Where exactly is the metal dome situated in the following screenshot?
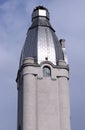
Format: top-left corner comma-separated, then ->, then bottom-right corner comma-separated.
20,6 -> 64,66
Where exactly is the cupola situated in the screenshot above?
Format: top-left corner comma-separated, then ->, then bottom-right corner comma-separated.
20,6 -> 64,66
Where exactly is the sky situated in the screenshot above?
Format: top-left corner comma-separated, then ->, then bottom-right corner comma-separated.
0,0 -> 85,130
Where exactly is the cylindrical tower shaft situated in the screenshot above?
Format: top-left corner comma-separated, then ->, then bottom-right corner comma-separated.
16,6 -> 71,130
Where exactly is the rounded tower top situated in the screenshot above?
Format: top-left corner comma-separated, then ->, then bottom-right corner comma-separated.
32,6 -> 49,21
20,6 -> 64,67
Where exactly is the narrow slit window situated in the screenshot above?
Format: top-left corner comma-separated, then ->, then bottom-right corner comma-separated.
43,66 -> 51,77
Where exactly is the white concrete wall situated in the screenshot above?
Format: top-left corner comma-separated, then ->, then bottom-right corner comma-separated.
58,77 -> 71,130
17,62 -> 71,130
37,77 -> 60,130
23,74 -> 37,130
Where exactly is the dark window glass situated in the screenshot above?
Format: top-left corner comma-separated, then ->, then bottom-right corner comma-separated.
43,66 -> 51,77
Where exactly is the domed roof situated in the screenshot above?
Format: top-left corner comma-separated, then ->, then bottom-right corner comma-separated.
20,6 -> 64,66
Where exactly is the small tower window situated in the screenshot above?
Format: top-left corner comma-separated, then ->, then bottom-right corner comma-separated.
43,66 -> 51,77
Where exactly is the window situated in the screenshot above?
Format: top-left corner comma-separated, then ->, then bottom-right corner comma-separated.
43,66 -> 51,77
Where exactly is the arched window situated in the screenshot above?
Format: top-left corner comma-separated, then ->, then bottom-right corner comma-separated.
43,66 -> 51,77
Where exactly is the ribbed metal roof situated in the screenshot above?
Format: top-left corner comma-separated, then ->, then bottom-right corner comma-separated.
20,6 -> 64,66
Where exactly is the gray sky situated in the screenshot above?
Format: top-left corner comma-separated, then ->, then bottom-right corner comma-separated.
0,0 -> 85,130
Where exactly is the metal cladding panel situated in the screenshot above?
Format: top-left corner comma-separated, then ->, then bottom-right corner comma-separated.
51,31 -> 64,60
20,28 -> 38,65
30,17 -> 52,29
37,26 -> 56,65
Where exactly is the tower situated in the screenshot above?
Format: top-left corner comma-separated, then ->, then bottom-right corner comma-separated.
16,6 -> 71,130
